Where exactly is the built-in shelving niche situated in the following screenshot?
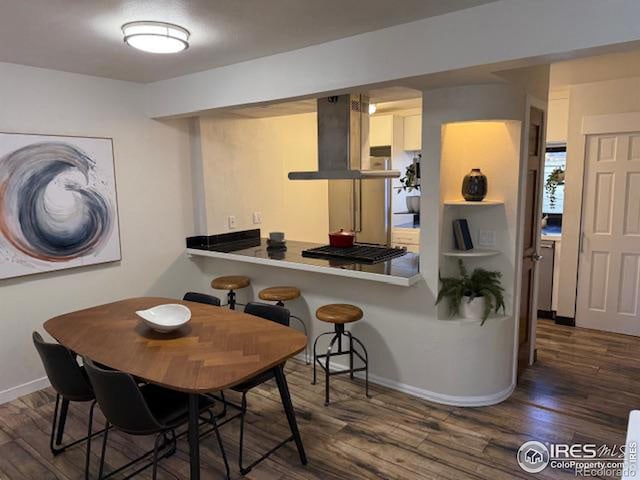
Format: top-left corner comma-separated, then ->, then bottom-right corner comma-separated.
438,120 -> 522,324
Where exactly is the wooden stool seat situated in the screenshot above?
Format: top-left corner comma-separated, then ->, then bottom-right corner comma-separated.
259,286 -> 301,302
316,304 -> 363,324
211,275 -> 251,291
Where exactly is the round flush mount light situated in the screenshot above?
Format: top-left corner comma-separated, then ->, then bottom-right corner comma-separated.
122,21 -> 190,54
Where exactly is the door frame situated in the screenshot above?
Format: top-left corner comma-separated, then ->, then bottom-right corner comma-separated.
512,96 -> 547,382
574,112 -> 640,328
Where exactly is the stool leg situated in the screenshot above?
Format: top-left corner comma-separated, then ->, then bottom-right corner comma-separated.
325,333 -> 340,406
291,315 -> 309,365
228,290 -> 236,310
349,332 -> 354,380
350,334 -> 371,399
311,332 -> 333,385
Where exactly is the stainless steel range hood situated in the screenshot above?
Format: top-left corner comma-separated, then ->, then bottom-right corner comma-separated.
288,94 -> 400,180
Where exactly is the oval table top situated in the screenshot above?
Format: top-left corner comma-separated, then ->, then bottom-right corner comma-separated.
43,297 -> 306,394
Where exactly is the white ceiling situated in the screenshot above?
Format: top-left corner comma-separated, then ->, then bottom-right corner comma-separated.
0,0 -> 498,83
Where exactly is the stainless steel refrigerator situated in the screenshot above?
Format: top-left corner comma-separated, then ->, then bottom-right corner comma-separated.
328,148 -> 392,246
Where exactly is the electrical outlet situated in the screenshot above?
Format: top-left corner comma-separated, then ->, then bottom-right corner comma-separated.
228,215 -> 237,229
478,229 -> 496,248
253,212 -> 262,224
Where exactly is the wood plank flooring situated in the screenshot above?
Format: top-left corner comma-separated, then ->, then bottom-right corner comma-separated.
1,320 -> 639,479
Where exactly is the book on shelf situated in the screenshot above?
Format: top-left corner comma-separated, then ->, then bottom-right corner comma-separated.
453,219 -> 474,251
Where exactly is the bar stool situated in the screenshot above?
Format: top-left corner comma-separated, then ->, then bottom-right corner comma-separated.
312,304 -> 370,405
211,275 -> 250,310
259,286 -> 310,364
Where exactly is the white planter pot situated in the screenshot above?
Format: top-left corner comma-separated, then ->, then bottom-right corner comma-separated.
462,296 -> 486,321
406,195 -> 420,213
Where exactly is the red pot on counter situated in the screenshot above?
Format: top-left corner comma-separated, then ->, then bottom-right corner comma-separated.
329,229 -> 356,248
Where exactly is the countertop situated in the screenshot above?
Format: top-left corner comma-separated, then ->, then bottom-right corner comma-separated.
541,225 -> 562,242
186,239 -> 421,287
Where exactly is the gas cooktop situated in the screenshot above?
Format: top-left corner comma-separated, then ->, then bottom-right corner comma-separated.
301,244 -> 407,264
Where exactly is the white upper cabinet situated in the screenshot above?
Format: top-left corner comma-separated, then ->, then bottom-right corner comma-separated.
370,115 -> 393,146
403,115 -> 422,151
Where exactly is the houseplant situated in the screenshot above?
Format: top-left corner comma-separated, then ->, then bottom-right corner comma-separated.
398,162 -> 420,212
545,167 -> 565,209
436,259 -> 505,325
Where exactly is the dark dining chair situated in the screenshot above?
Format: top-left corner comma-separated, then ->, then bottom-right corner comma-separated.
32,331 -> 104,479
183,291 -> 221,306
232,302 -> 296,474
84,358 -> 230,480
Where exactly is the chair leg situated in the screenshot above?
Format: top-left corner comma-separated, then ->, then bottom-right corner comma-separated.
207,409 -> 230,480
85,401 -> 97,480
55,398 -> 70,446
238,393 -> 248,474
49,394 -> 60,454
151,433 -> 166,480
98,423 -> 110,480
220,390 -> 228,417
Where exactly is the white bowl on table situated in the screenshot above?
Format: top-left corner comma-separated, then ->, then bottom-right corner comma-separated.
136,304 -> 191,333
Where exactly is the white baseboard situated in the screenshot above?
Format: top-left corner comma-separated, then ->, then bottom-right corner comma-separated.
3,359 -> 514,409
301,355 -> 514,407
0,376 -> 50,405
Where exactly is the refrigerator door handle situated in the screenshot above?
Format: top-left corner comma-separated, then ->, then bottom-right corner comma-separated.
353,179 -> 362,232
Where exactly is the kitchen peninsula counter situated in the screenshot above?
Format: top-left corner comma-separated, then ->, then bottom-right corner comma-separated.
187,239 -> 421,287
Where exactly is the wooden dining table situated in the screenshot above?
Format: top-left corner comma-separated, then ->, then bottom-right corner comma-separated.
43,297 -> 308,479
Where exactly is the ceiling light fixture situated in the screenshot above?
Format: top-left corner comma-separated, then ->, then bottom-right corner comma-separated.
122,21 -> 190,54
368,103 -> 377,115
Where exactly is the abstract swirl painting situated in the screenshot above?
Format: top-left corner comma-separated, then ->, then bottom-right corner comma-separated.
0,133 -> 120,280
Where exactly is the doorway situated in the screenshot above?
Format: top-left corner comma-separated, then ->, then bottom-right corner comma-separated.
576,118 -> 640,335
518,106 -> 545,373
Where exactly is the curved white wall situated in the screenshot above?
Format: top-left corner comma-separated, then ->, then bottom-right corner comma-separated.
191,83 -> 531,406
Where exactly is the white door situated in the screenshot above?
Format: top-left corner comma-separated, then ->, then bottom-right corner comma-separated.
577,132 -> 640,335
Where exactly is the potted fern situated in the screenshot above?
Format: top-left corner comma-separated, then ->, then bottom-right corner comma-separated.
436,259 -> 505,325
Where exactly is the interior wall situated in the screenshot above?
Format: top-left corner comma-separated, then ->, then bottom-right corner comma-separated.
557,76 -> 640,318
199,113 -> 328,242
547,89 -> 569,143
186,83 -> 529,406
0,62 -> 200,402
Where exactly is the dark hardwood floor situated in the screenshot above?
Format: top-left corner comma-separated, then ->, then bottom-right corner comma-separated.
1,319 -> 638,479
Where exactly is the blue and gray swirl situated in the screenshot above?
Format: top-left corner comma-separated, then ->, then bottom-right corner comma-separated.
0,142 -> 113,262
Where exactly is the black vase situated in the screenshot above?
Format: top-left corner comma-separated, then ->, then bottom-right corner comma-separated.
462,168 -> 487,201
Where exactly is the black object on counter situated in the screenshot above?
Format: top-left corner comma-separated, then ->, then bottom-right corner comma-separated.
462,168 -> 487,201
186,229 -> 261,252
302,244 -> 406,264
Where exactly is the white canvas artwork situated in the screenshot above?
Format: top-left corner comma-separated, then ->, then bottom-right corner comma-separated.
0,133 -> 121,280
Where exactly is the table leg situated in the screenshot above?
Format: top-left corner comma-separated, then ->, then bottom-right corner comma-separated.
273,364 -> 307,465
188,394 -> 200,480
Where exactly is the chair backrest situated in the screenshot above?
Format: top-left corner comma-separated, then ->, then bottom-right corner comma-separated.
244,302 -> 290,327
32,331 -> 94,402
183,292 -> 221,306
83,358 -> 163,435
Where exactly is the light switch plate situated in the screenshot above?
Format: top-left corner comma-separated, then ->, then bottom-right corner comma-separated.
253,212 -> 262,224
478,229 -> 496,248
228,215 -> 237,229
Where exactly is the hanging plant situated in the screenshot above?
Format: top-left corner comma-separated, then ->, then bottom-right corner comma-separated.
545,167 -> 565,208
398,163 -> 420,194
